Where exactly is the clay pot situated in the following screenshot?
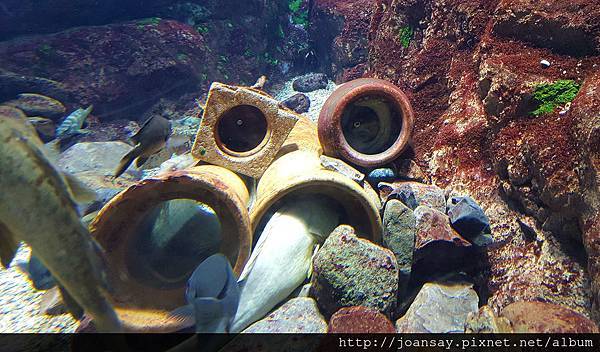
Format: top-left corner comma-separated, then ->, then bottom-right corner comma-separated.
191,82 -> 299,178
318,78 -> 414,168
89,165 -> 251,332
250,148 -> 383,244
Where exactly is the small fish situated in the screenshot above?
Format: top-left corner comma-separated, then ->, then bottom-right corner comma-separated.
251,75 -> 268,90
229,195 -> 340,332
169,254 -> 240,333
0,106 -> 121,332
114,115 -> 171,179
55,105 -> 93,139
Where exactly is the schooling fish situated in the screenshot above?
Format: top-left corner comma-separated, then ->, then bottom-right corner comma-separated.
0,106 -> 121,332
169,254 -> 240,333
229,195 -> 341,332
114,114 -> 171,179
55,105 -> 93,139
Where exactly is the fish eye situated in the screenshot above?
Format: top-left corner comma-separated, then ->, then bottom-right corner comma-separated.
236,119 -> 243,126
353,121 -> 361,128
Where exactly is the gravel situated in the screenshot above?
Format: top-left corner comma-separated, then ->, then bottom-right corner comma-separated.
0,244 -> 77,333
273,75 -> 337,123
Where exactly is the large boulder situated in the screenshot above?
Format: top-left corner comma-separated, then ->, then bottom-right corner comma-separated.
500,301 -> 599,333
310,225 -> 398,318
382,199 -> 416,295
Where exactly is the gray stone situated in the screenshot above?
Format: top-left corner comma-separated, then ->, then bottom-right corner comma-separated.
367,168 -> 396,185
310,225 -> 398,318
395,282 -> 479,333
281,93 -> 311,113
242,297 -> 327,333
382,199 -> 416,295
382,181 -> 446,213
292,73 -> 328,92
58,141 -> 136,176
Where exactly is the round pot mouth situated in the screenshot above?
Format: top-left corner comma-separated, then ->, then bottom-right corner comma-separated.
89,167 -> 251,330
214,104 -> 271,158
251,171 -> 383,245
319,78 -> 414,168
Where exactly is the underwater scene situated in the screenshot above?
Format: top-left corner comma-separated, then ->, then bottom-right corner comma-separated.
0,0 -> 600,346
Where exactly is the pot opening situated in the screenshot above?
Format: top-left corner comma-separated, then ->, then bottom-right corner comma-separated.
126,199 -> 222,289
217,104 -> 268,154
340,94 -> 402,155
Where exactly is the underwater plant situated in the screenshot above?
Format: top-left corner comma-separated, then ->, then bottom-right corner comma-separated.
289,0 -> 309,27
530,79 -> 580,116
137,17 -> 161,28
398,25 -> 413,48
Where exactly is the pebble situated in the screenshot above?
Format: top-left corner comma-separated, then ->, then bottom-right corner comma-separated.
273,74 -> 337,122
395,282 -> 479,333
242,297 -> 327,333
310,225 -> 398,318
366,168 -> 396,185
328,306 -> 396,333
280,93 -> 310,113
540,59 -> 551,68
292,73 -> 329,93
447,196 -> 492,246
382,199 -> 416,295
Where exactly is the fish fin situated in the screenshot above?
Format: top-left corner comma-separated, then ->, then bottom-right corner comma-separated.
58,285 -> 84,320
76,129 -> 92,135
39,286 -> 65,316
167,305 -> 196,329
43,139 -> 62,162
0,222 -> 18,268
114,144 -> 142,179
131,115 -> 155,144
63,172 -> 97,203
307,244 -> 320,280
135,155 -> 149,168
186,254 -> 230,303
191,297 -> 228,333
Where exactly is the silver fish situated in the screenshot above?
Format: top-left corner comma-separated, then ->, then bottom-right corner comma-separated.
229,195 -> 340,332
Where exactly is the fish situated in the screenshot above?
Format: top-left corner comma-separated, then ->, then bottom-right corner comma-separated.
0,106 -> 122,332
251,75 -> 268,90
341,97 -> 393,154
113,114 -> 171,179
55,105 -> 93,139
168,253 -> 240,333
229,195 -> 341,332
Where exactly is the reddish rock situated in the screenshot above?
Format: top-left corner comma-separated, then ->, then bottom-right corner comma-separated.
500,301 -> 599,333
328,306 -> 396,333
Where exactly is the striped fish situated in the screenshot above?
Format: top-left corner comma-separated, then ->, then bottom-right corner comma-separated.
55,105 -> 93,139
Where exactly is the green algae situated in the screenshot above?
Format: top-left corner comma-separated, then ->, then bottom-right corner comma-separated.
398,25 -> 413,48
531,80 -> 580,116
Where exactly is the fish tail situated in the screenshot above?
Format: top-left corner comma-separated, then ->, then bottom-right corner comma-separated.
113,145 -> 142,179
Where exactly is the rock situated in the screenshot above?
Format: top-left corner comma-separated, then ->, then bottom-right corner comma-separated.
328,306 -> 396,333
379,181 -> 446,213
0,68 -> 71,103
500,301 -> 599,333
412,206 -> 472,276
465,306 -> 512,333
292,73 -> 328,92
382,199 -> 416,295
367,168 -> 396,185
310,225 -> 398,318
242,298 -> 327,333
57,141 -> 139,193
281,93 -> 311,113
4,93 -> 65,119
395,282 -> 479,333
447,196 -> 492,246
27,116 -> 56,142
393,159 -> 427,183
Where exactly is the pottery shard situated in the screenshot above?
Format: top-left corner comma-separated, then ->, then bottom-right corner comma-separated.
380,181 -> 446,213
5,93 -> 65,119
500,301 -> 599,333
242,297 -> 327,333
310,225 -> 398,318
395,282 -> 479,333
328,306 -> 396,333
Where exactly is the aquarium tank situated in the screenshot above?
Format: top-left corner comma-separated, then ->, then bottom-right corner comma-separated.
0,0 -> 599,350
